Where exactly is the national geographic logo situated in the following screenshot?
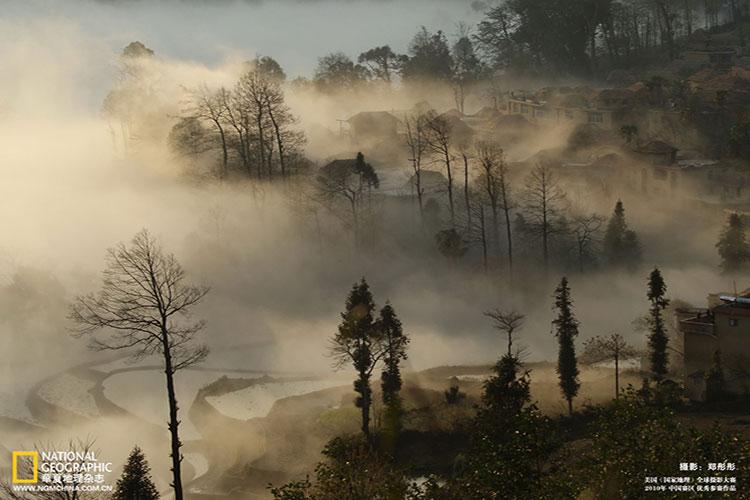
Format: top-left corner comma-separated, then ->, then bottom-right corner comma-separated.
12,451 -> 38,484
9,449 -> 113,493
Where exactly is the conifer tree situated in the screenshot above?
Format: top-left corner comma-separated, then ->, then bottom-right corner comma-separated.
482,353 -> 531,414
647,268 -> 670,381
112,446 -> 159,500
378,302 -> 409,442
552,277 -> 580,415
717,213 -> 750,273
330,278 -> 384,439
603,200 -> 642,270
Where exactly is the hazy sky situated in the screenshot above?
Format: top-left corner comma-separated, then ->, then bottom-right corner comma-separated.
5,0 -> 484,82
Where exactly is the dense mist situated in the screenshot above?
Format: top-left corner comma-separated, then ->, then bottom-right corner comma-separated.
1,1 -> 748,498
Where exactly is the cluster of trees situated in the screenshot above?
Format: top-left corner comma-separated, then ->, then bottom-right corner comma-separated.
170,57 -> 306,180
303,27 -> 484,112
329,278 -> 410,443
476,0 -> 750,77
400,111 -> 643,277
271,267 -> 749,499
304,0 -> 750,92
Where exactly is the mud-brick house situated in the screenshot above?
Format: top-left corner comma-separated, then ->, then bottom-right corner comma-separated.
678,291 -> 750,400
346,111 -> 400,143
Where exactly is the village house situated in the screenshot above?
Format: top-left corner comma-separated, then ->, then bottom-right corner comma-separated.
678,291 -> 750,400
683,45 -> 737,67
506,95 -> 617,130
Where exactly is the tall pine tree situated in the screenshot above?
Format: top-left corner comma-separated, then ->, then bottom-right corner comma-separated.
717,213 -> 750,273
647,268 -> 670,381
330,278 -> 383,439
603,200 -> 642,270
112,446 -> 159,500
553,277 -> 580,415
378,302 -> 409,444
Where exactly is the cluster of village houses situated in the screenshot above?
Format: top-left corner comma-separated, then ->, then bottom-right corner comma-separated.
336,31 -> 750,208
325,35 -> 750,403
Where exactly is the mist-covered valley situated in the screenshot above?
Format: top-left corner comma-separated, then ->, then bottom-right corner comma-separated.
2,1 -> 750,499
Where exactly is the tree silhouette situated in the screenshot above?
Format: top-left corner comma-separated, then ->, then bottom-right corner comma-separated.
582,333 -> 638,398
378,302 -> 409,445
647,267 -> 670,381
113,446 -> 159,500
603,200 -> 641,271
553,277 -> 580,415
69,229 -> 209,500
717,213 -> 750,273
329,278 -> 385,439
484,309 -> 525,356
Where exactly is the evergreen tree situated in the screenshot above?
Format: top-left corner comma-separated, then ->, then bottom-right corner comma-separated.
552,277 -> 580,415
378,302 -> 409,444
482,353 -> 531,414
717,213 -> 750,273
112,446 -> 159,500
603,200 -> 642,270
704,350 -> 726,403
647,268 -> 670,381
329,278 -> 383,439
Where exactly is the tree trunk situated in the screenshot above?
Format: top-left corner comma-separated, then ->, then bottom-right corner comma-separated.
615,353 -> 620,399
269,111 -> 286,178
445,152 -> 454,227
162,346 -> 183,500
504,206 -> 513,275
463,154 -> 471,230
567,397 -> 573,415
217,124 -> 228,179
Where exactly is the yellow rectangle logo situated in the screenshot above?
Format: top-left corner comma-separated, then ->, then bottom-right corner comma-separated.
12,451 -> 38,484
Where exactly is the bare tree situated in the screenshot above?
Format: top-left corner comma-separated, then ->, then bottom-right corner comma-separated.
404,113 -> 429,219
192,85 -> 230,178
69,230 -> 209,500
582,333 -> 638,399
1,438 -> 104,500
484,309 -> 525,356
571,213 -> 605,273
476,141 -> 516,272
263,81 -> 301,179
316,153 -> 379,250
463,189 -> 489,273
236,70 -> 272,178
425,113 -> 455,226
522,163 -> 566,275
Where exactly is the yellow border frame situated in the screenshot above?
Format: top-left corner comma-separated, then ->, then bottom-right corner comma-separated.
12,451 -> 38,484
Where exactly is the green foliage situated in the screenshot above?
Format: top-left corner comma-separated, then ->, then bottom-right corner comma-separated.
269,435 -> 413,500
482,354 -> 531,414
313,53 -> 369,92
252,55 -> 286,82
602,200 -> 642,271
330,278 -> 379,437
647,268 -> 670,380
122,41 -> 154,58
475,0 -> 607,77
444,377 -> 466,405
112,446 -> 159,500
357,46 -> 404,83
584,389 -> 750,498
378,303 -> 409,446
716,213 -> 750,273
553,277 -> 580,414
401,27 -> 453,82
